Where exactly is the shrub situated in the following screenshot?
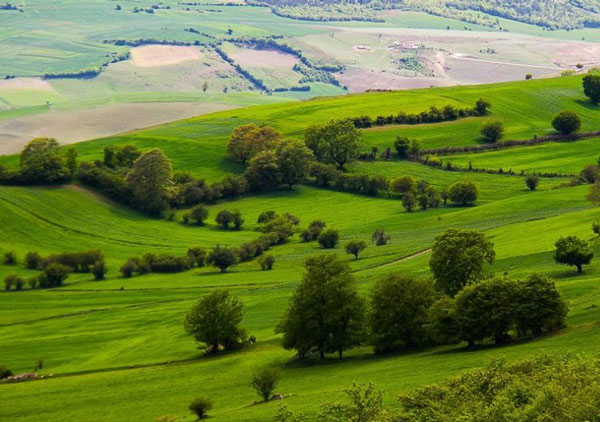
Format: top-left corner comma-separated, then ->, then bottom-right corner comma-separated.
301,220 -> 326,242
257,210 -> 278,224
402,192 -> 416,212
372,228 -> 390,246
391,176 -> 415,195
258,255 -> 275,270
143,253 -> 191,273
475,98 -> 491,115
394,136 -> 412,157
552,110 -> 581,134
318,229 -> 339,249
25,251 -> 42,270
120,259 -> 137,278
0,366 -> 13,379
525,174 -> 539,191
216,209 -> 233,229
184,289 -> 245,351
480,119 -> 504,142
92,260 -> 107,281
447,180 -> 479,205
207,245 -> 238,273
232,210 -> 244,230
3,251 -> 17,265
581,164 -> 599,183
251,366 -> 281,402
345,240 -> 367,260
183,205 -> 209,225
188,396 -> 213,420
39,263 -> 70,288
583,73 -> 600,103
187,247 -> 206,267
593,220 -> 600,236
4,274 -> 23,291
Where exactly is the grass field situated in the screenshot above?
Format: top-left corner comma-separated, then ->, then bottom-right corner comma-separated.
2,73 -> 600,421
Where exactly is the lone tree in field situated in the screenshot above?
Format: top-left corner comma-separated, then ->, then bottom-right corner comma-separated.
447,180 -> 479,205
184,289 -> 245,352
276,139 -> 314,189
305,119 -> 362,169
583,74 -> 600,103
318,229 -> 339,249
480,119 -> 505,142
207,245 -> 238,273
370,274 -> 436,353
554,236 -> 594,273
525,174 -> 539,191
227,123 -> 281,163
552,110 -> 581,135
251,366 -> 281,402
345,240 -> 367,260
430,228 -> 495,296
277,254 -> 366,359
19,138 -> 70,183
125,149 -> 172,216
188,396 -> 213,420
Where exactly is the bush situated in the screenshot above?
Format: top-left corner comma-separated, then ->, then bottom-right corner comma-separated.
183,205 -> 209,225
394,136 -> 412,157
92,260 -> 107,280
120,259 -> 137,278
525,174 -> 539,191
318,229 -> 339,249
184,289 -> 245,351
372,228 -> 390,246
593,220 -> 600,236
188,396 -> 213,420
232,210 -> 244,230
207,245 -> 238,273
391,176 -> 415,195
25,251 -> 42,269
258,254 -> 275,270
39,263 -> 70,288
257,210 -> 278,224
216,209 -> 233,229
0,365 -> 13,379
345,240 -> 367,260
480,119 -> 504,142
3,251 -> 17,265
552,110 -> 581,134
187,247 -> 206,267
447,180 -> 479,205
143,253 -> 191,273
301,220 -> 326,242
475,98 -> 491,115
4,274 -> 24,291
583,73 -> 600,103
251,366 -> 281,402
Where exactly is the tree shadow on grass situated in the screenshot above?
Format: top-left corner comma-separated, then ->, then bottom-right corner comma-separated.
574,99 -> 599,111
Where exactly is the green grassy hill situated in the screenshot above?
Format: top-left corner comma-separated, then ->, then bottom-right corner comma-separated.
1,74 -> 600,421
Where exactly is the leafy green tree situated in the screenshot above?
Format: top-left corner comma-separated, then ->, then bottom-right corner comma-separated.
372,228 -> 390,246
25,251 -> 42,270
345,240 -> 367,260
232,210 -> 244,230
393,136 -> 413,158
184,289 -> 245,351
125,149 -> 172,216
251,366 -> 281,402
92,260 -> 107,281
402,191 -> 416,212
391,176 -> 415,195
258,254 -> 275,270
514,274 -> 568,337
447,180 -> 479,205
480,119 -> 505,142
454,278 -> 517,346
227,124 -> 281,163
305,120 -> 362,169
257,210 -> 278,224
215,209 -> 233,229
554,235 -> 594,273
525,174 -> 539,191
318,229 -> 339,249
39,263 -> 70,288
245,150 -> 281,191
19,138 -> 69,183
475,98 -> 491,115
276,139 -> 314,189
370,274 -> 437,353
3,251 -> 16,265
552,110 -> 581,134
188,396 -> 213,420
430,228 -> 495,296
277,254 -> 366,359
183,205 -> 209,225
583,73 -> 600,103
426,296 -> 460,345
207,245 -> 238,273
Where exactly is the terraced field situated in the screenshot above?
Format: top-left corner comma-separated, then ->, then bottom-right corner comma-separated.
1,74 -> 600,421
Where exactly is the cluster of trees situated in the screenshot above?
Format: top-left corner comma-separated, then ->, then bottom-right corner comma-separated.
352,99 -> 491,129
5,263 -> 71,291
275,228 -> 568,360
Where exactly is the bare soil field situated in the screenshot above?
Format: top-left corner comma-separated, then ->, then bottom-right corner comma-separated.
228,47 -> 300,69
0,102 -> 236,154
336,67 -> 451,92
130,45 -> 204,68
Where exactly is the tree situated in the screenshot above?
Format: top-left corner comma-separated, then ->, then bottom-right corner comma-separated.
480,119 -> 504,142
393,136 -> 412,158
305,120 -> 361,169
244,150 -> 281,191
257,210 -> 278,224
426,296 -> 460,345
187,247 -> 206,267
318,229 -> 339,249
277,254 -> 366,359
588,180 -> 600,205
125,149 -> 172,216
391,176 -> 415,195
215,209 -> 233,229
370,274 -> 437,353
3,251 -> 17,265
554,235 -> 594,273
447,180 -> 478,205
276,139 -> 314,189
430,228 -> 495,296
251,366 -> 281,402
581,164 -> 599,184
184,289 -> 245,351
513,274 -> 568,337
19,138 -> 70,183
318,383 -> 395,422
301,220 -> 326,242
402,192 -> 416,212
583,74 -> 600,103
183,205 -> 209,225
232,210 -> 244,230
39,263 -> 70,288
525,174 -> 539,191
475,98 -> 491,115
372,228 -> 390,246
454,278 -> 517,346
25,251 -> 42,270
552,110 -> 581,135
207,245 -> 238,273
227,124 -> 281,163
188,396 -> 213,420
120,259 -> 137,278
345,240 -> 367,260
258,254 -> 275,270
92,260 -> 107,281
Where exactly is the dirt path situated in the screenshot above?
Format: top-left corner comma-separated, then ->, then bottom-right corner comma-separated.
450,53 -> 569,71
